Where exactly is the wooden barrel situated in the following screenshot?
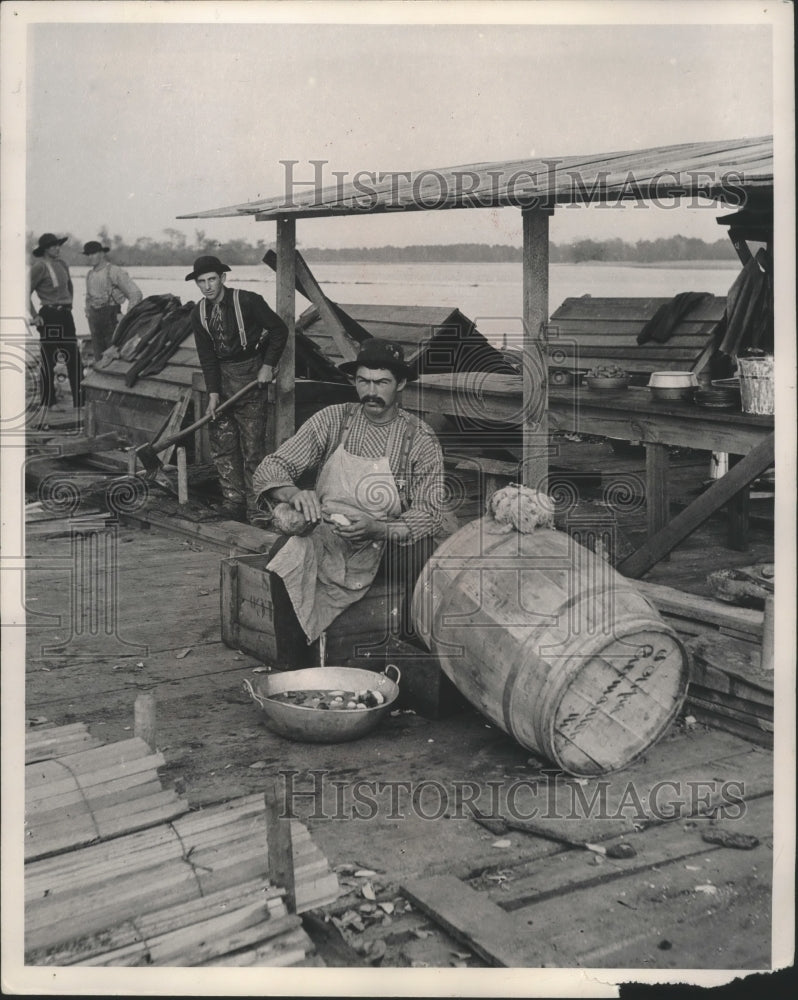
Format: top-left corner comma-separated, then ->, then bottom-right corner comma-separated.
412,519 -> 688,776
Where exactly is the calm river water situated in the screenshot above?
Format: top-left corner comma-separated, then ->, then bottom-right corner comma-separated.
66,260 -> 737,344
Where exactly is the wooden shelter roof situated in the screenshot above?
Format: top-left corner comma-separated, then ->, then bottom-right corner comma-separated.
178,136 -> 773,221
297,302 -> 512,373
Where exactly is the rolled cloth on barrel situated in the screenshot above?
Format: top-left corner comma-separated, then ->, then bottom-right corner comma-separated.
486,484 -> 555,534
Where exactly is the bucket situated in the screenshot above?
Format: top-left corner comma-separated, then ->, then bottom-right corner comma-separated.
412,519 -> 688,776
737,356 -> 774,415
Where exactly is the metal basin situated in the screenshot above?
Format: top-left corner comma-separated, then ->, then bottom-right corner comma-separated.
244,665 -> 401,744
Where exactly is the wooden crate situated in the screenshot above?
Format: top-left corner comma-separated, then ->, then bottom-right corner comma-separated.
220,550 -> 407,672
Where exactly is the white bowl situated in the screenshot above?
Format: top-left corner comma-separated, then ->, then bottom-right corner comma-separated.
648,371 -> 698,389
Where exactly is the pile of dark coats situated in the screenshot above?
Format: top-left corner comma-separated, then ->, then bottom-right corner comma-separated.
96,294 -> 195,387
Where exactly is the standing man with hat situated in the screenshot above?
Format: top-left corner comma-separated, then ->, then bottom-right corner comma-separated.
188,254 -> 289,523
82,240 -> 142,363
28,232 -> 82,409
253,338 -> 444,651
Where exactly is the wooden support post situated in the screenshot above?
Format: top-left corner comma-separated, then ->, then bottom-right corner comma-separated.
521,207 -> 552,491
645,442 -> 670,543
156,391 -> 192,469
176,447 -> 188,505
726,454 -> 750,550
127,449 -> 137,476
619,432 -> 775,578
264,780 -> 296,913
760,595 -> 774,672
84,400 -> 96,438
134,693 -> 156,750
191,371 -> 210,464
271,218 -> 297,452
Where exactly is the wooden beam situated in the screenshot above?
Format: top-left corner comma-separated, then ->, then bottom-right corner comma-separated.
30,431 -> 129,459
272,218 -> 297,450
176,447 -> 188,505
191,371 -> 211,464
726,453 -> 751,550
264,782 -> 296,913
155,391 -> 192,469
645,442 -> 670,540
521,208 -> 552,491
619,431 -> 775,578
261,249 -> 371,346
293,252 -> 358,362
134,693 -> 156,750
402,874 -> 552,967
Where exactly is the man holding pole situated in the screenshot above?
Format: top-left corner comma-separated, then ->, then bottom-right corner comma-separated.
188,255 -> 288,523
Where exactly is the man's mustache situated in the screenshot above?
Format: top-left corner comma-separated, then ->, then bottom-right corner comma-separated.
361,396 -> 385,407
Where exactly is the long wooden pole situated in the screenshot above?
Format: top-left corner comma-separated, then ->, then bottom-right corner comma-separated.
521,208 -> 552,490
272,218 -> 297,451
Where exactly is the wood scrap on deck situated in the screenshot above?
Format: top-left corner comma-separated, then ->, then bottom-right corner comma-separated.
25,706 -> 339,967
404,732 -> 772,969
25,722 -> 105,764
635,579 -> 764,644
684,632 -> 773,747
25,734 -> 189,862
25,792 -> 338,963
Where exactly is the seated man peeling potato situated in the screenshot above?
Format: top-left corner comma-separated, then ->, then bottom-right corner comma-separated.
252,339 -> 444,653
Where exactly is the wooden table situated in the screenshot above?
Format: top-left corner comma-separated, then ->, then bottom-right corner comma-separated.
403,374 -> 774,577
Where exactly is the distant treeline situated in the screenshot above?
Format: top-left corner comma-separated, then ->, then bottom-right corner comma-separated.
27,228 -> 737,266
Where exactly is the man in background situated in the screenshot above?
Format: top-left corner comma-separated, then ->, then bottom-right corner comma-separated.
188,254 -> 288,524
29,232 -> 82,409
82,240 -> 142,363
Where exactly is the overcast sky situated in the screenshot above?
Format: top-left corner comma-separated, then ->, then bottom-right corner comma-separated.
7,2 -> 783,251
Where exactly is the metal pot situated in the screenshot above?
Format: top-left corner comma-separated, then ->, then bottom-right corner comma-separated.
243,664 -> 401,743
649,385 -> 694,402
648,371 -> 698,389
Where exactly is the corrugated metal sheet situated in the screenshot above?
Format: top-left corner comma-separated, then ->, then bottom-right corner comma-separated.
178,136 -> 773,221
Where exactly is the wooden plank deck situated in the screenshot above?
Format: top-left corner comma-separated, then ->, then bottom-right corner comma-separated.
16,514 -> 777,969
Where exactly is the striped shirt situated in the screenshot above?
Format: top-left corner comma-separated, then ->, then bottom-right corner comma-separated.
253,403 -> 444,542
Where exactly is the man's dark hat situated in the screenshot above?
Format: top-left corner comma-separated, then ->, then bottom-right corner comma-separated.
82,241 -> 110,255
33,233 -> 68,257
185,255 -> 231,281
338,339 -> 417,382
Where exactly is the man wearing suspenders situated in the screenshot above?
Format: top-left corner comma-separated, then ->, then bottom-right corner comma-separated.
253,338 -> 444,655
188,255 -> 288,523
82,240 -> 142,364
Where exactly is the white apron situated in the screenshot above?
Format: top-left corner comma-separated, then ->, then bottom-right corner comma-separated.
267,407 -> 412,643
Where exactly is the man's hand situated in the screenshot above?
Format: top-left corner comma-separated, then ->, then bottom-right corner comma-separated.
32,315 -> 44,330
332,513 -> 386,544
289,489 -> 322,524
257,364 -> 275,385
206,392 -> 221,419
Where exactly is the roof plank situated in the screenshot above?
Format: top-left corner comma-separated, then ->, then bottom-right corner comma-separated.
178,137 -> 773,221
